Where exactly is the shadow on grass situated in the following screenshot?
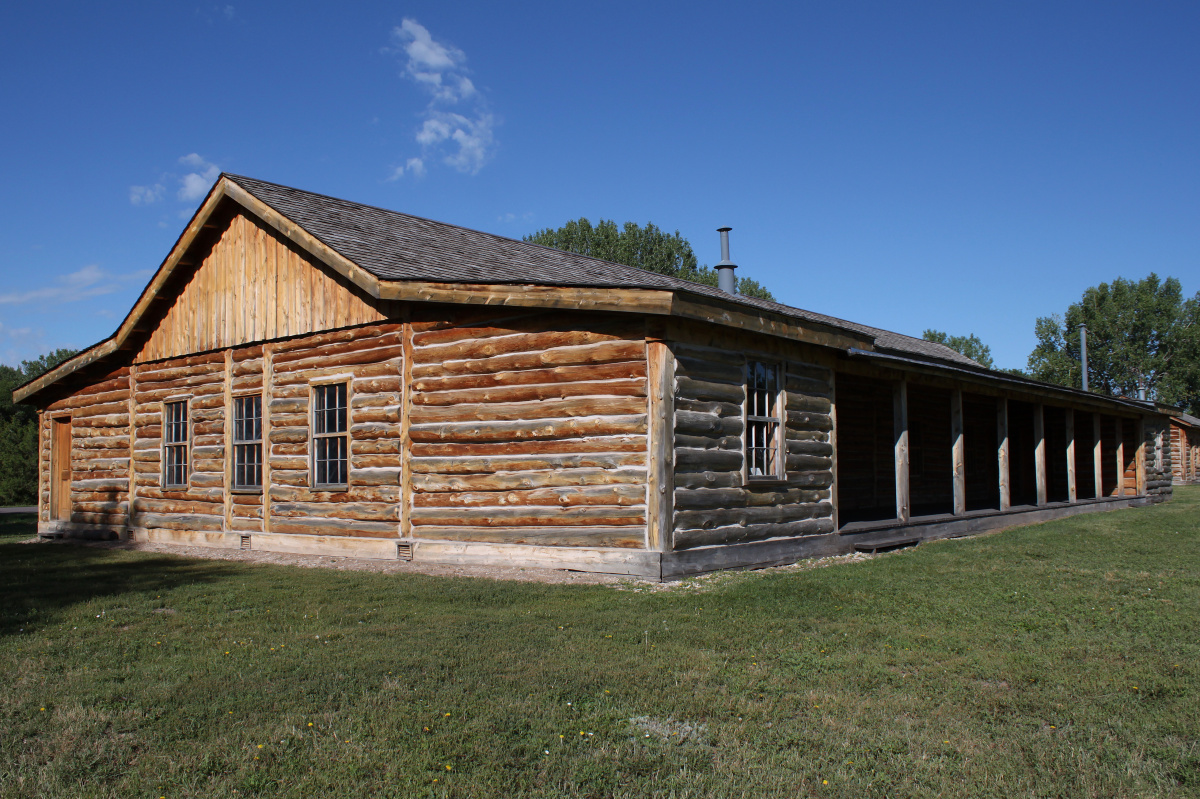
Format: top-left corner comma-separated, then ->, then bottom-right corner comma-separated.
0,515 -> 239,638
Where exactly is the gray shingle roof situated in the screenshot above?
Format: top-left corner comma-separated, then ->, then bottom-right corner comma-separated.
227,174 -> 981,367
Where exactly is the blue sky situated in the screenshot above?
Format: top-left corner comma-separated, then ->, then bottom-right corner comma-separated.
1,1 -> 1196,370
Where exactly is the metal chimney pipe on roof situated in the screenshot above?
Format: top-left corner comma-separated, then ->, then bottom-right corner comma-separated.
715,227 -> 737,294
1080,323 -> 1089,392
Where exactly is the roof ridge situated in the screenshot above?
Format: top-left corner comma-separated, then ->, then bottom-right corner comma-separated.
225,173 -> 983,367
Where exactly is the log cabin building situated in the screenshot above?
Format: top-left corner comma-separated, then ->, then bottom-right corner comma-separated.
1171,413 -> 1200,485
14,175 -> 1175,579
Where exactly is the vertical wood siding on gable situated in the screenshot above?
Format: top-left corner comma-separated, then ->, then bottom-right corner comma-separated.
670,336 -> 835,551
134,212 -> 387,363
407,309 -> 650,549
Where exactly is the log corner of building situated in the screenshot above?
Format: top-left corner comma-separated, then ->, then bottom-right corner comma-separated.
15,173 -> 1181,580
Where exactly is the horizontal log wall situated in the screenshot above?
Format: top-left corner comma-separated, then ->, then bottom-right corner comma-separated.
266,324 -> 404,537
670,337 -> 834,551
43,367 -> 133,527
135,211 -> 386,363
1144,417 -> 1173,498
131,352 -> 226,531
408,310 -> 649,549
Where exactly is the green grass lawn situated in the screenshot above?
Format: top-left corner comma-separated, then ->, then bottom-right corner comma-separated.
2,490 -> 1199,798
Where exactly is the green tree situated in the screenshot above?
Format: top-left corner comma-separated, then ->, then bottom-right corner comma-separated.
1027,274 -> 1200,413
0,348 -> 79,505
922,329 -> 995,369
524,218 -> 776,301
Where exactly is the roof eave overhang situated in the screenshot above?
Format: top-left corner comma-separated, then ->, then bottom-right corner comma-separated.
13,176 -> 871,405
846,348 -> 1169,416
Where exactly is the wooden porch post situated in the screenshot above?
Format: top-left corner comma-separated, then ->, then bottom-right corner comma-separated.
894,379 -> 910,522
951,388 -> 965,515
1092,413 -> 1103,500
1136,419 -> 1147,496
399,320 -> 414,538
1065,408 -> 1077,503
997,397 -> 1010,511
1115,417 -> 1125,497
646,336 -> 675,552
1034,403 -> 1047,506
829,372 -> 839,531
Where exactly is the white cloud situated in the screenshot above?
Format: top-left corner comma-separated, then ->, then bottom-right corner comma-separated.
389,19 -> 497,177
0,265 -> 152,306
388,157 -> 427,181
177,153 -> 221,201
0,322 -> 47,368
129,184 -> 164,205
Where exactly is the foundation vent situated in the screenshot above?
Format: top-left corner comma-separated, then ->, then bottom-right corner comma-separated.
240,534 -> 252,551
396,542 -> 413,561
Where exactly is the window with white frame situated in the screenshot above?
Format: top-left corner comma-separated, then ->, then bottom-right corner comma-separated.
233,394 -> 263,490
163,400 -> 189,488
312,383 -> 348,487
746,361 -> 783,479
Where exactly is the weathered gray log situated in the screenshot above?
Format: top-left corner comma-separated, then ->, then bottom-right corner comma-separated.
353,467 -> 402,486
785,454 -> 833,471
414,484 -> 645,508
132,512 -> 225,531
271,501 -> 398,522
674,502 -> 833,530
786,394 -> 832,414
675,447 -> 743,472
409,415 -> 646,443
673,487 -> 826,510
413,434 -> 645,458
410,505 -> 645,526
415,378 -> 647,408
672,518 -> 836,550
413,361 -> 645,395
786,411 -> 833,432
675,399 -> 742,417
409,396 -> 646,425
673,434 -> 740,451
411,340 -> 645,379
674,411 -> 743,438
675,376 -> 745,405
412,467 -> 646,493
673,471 -> 742,490
411,526 -> 645,549
267,517 -> 398,537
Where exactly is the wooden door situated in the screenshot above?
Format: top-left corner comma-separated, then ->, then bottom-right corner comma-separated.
51,417 -> 71,521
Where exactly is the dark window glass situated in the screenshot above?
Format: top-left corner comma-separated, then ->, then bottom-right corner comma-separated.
233,395 -> 263,489
163,400 -> 189,488
746,362 -> 781,478
312,384 -> 348,487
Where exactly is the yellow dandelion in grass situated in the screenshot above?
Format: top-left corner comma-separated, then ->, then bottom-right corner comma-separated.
445,765 -> 452,771
257,744 -> 263,749
823,780 -> 828,785
943,740 -> 950,744
445,712 -> 451,717
308,723 -> 313,727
